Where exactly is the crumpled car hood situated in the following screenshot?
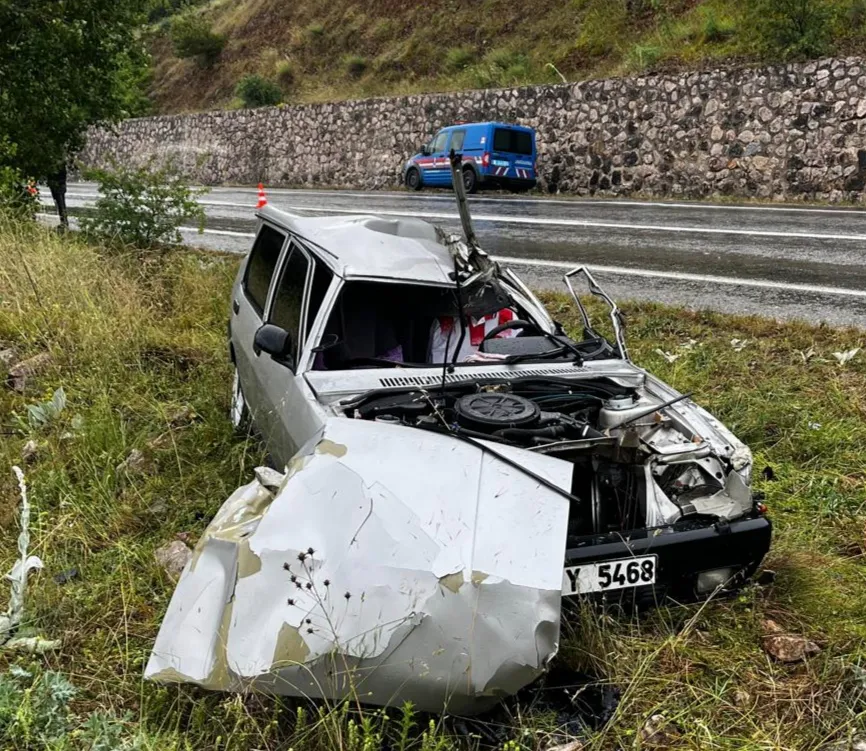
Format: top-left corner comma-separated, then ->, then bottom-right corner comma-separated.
146,419 -> 573,714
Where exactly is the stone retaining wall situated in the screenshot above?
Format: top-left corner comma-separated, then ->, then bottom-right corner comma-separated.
81,57 -> 866,202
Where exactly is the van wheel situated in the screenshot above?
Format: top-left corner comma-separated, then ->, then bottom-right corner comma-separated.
230,367 -> 252,432
462,167 -> 478,194
405,167 -> 422,191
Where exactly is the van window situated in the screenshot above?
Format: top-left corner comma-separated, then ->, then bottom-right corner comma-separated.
244,225 -> 286,316
431,131 -> 448,153
450,130 -> 466,151
493,128 -> 533,155
269,245 -> 311,363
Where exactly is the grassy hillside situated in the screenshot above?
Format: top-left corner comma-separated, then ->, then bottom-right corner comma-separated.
146,0 -> 866,113
0,216 -> 865,747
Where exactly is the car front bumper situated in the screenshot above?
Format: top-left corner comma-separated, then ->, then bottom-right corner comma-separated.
564,513 -> 772,606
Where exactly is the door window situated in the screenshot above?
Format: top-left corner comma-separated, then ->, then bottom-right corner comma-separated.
305,259 -> 335,337
244,225 -> 286,316
450,130 -> 466,151
269,244 -> 311,364
430,131 -> 448,153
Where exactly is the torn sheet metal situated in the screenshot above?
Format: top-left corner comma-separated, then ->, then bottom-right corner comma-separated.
146,419 -> 572,714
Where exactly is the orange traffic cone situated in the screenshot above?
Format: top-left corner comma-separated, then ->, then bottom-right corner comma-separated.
256,183 -> 267,208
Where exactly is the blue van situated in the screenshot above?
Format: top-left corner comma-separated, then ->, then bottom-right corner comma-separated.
403,121 -> 537,194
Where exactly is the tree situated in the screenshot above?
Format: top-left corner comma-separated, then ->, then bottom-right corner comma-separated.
0,0 -> 149,205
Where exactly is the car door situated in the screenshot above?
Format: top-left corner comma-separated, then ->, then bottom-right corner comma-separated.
231,222 -> 289,427
252,239 -> 315,463
491,126 -> 524,180
426,130 -> 451,186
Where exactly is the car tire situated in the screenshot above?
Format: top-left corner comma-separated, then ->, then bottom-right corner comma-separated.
405,167 -> 422,191
462,166 -> 478,194
230,367 -> 252,433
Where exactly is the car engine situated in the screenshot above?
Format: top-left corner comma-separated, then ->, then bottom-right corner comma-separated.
344,377 -> 754,542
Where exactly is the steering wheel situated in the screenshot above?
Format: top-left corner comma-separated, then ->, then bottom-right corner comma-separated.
481,318 -> 542,342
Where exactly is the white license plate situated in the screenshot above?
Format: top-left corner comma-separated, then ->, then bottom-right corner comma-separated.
562,555 -> 657,596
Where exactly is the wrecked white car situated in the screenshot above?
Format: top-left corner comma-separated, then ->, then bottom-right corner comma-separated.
147,162 -> 771,715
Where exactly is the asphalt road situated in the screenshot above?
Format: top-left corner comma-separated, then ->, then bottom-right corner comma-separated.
43,182 -> 866,328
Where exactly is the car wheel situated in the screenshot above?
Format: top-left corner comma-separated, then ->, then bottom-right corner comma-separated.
405,167 -> 422,191
230,367 -> 252,432
462,167 -> 478,194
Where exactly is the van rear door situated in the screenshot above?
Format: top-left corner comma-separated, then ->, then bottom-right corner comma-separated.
491,126 -> 535,180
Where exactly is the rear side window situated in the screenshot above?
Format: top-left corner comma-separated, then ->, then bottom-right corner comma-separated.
450,130 -> 466,151
493,128 -> 533,155
244,225 -> 286,316
269,245 -> 311,363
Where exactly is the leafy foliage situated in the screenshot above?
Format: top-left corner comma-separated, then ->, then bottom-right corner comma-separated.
0,139 -> 37,219
171,13 -> 226,66
0,0 -> 150,182
80,161 -> 206,248
747,0 -> 837,58
235,75 -> 283,108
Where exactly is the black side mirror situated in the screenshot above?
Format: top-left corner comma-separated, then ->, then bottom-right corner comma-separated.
254,324 -> 293,364
421,144 -> 432,156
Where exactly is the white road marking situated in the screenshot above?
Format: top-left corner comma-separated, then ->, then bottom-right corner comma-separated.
65,184 -> 866,215
175,225 -> 866,298
55,191 -> 866,239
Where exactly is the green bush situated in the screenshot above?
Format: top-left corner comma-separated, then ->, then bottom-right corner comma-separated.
275,59 -> 295,89
625,43 -> 662,71
235,74 -> 283,107
701,8 -> 736,42
80,161 -> 206,248
306,21 -> 325,37
468,49 -> 532,88
0,139 -> 37,219
344,54 -> 369,78
171,13 -> 226,66
444,46 -> 475,73
747,0 -> 835,59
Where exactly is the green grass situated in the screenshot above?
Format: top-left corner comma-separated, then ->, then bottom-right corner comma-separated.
0,216 -> 865,748
146,0 -> 866,114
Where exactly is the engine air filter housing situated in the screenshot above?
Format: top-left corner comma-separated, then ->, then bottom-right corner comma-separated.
455,393 -> 540,432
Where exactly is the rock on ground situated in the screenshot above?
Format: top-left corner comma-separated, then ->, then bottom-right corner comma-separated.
154,540 -> 192,578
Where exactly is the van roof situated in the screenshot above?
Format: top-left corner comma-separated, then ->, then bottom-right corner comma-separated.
439,121 -> 534,132
256,204 -> 456,285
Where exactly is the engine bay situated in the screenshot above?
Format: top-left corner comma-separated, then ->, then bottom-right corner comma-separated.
342,377 -> 755,542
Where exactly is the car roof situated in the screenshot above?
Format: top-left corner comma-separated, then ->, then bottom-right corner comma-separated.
257,205 -> 456,285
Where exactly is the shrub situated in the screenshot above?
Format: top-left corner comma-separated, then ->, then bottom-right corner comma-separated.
625,43 -> 662,71
699,6 -> 736,43
171,13 -> 226,66
344,54 -> 368,78
306,21 -> 325,37
468,49 -> 532,88
0,139 -> 37,219
235,74 -> 283,107
444,46 -> 475,73
747,0 -> 835,59
275,59 -> 295,89
80,160 -> 206,248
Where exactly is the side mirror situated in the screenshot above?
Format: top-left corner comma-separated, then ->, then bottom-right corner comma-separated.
254,324 -> 294,364
421,144 -> 432,156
